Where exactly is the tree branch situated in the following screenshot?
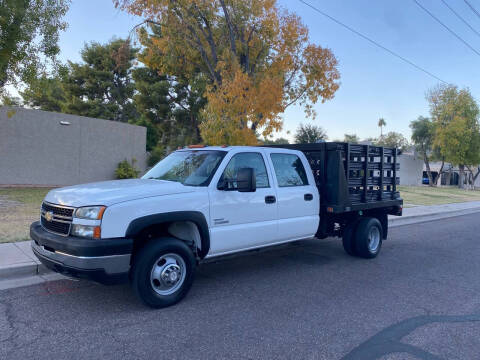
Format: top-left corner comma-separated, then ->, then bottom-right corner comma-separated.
284,86 -> 308,109
166,90 -> 190,112
172,7 -> 219,84
219,0 -> 237,55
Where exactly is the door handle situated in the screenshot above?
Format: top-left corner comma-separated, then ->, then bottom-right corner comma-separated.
304,193 -> 313,201
265,195 -> 276,204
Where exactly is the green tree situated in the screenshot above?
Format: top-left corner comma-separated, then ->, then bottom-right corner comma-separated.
427,84 -> 480,189
132,67 -> 171,151
22,39 -> 139,122
378,118 -> 386,137
0,0 -> 69,92
261,137 -> 290,145
375,131 -> 409,152
344,134 -> 360,143
62,39 -> 138,122
21,66 -> 68,112
133,65 -> 206,155
410,116 -> 438,186
294,123 -> 327,144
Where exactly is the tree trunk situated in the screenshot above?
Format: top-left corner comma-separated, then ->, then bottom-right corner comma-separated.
458,164 -> 466,189
446,169 -> 451,185
433,159 -> 445,187
192,113 -> 201,143
424,154 -> 434,186
473,166 -> 480,189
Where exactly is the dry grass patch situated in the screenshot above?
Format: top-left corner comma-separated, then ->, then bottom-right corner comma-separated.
0,188 -> 52,243
398,186 -> 480,206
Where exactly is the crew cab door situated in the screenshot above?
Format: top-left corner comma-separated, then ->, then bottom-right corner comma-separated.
208,151 -> 277,256
268,152 -> 319,241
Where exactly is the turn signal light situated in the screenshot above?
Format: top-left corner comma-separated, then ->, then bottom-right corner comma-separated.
93,226 -> 101,239
97,206 -> 106,220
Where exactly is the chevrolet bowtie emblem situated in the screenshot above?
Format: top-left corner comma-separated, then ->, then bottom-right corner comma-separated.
45,211 -> 54,222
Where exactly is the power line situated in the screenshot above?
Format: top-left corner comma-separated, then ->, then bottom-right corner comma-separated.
464,0 -> 480,20
298,0 -> 447,84
413,0 -> 480,57
441,0 -> 480,39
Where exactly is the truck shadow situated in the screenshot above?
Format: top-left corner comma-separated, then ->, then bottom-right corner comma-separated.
341,313 -> 480,360
35,238 -> 339,310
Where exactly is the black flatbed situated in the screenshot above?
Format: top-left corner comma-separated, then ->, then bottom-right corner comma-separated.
266,142 -> 403,215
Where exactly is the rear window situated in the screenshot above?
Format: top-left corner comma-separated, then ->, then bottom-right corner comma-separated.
270,153 -> 308,187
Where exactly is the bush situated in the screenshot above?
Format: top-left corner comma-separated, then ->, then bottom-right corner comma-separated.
115,158 -> 140,179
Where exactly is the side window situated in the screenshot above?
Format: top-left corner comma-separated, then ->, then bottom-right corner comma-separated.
220,152 -> 269,189
270,153 -> 309,187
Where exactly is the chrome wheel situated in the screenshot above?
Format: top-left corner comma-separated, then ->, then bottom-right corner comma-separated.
150,253 -> 186,296
368,226 -> 381,253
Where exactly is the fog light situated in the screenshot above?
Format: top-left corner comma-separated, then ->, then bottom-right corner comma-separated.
71,224 -> 101,239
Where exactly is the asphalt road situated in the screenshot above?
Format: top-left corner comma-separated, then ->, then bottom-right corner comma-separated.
1,213 -> 480,360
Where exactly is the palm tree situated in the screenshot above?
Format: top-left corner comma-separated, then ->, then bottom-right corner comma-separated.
378,118 -> 386,137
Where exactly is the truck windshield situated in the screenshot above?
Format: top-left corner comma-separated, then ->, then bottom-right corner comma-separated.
142,150 -> 226,186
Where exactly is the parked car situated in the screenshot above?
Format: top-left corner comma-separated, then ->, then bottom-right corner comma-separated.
31,143 -> 403,308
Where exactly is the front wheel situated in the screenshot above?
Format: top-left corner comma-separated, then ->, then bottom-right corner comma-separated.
131,238 -> 196,308
354,217 -> 383,259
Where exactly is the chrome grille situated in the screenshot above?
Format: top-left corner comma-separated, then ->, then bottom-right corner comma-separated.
41,202 -> 74,218
41,202 -> 74,236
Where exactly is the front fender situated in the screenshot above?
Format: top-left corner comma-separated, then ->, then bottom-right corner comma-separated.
125,211 -> 210,258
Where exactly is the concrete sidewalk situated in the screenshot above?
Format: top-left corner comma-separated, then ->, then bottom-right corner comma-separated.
1,201 -> 480,289
389,200 -> 480,227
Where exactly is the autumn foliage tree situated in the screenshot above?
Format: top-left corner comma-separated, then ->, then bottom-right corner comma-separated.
427,84 -> 480,189
115,0 -> 340,145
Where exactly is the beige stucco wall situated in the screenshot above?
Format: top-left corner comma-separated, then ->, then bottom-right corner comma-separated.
0,107 -> 147,186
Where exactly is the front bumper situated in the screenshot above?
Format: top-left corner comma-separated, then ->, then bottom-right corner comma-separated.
30,221 -> 132,284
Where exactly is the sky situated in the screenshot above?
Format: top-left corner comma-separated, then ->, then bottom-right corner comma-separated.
54,0 -> 480,142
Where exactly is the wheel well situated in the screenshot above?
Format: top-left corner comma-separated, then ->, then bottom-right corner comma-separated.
131,221 -> 203,262
335,211 -> 388,239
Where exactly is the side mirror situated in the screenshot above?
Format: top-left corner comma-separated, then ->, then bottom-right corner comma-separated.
237,167 -> 256,192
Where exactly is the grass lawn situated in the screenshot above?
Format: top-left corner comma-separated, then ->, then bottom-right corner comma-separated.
398,185 -> 480,206
0,187 -> 52,243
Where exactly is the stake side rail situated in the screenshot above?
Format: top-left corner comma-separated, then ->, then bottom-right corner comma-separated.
264,142 -> 403,215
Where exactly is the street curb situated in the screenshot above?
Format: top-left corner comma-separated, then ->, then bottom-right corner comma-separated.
0,262 -> 48,280
389,206 -> 480,228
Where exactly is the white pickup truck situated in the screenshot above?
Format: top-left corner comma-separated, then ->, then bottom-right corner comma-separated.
31,143 -> 402,308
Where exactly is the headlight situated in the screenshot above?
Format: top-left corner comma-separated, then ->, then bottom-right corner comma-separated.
71,224 -> 101,239
74,206 -> 106,220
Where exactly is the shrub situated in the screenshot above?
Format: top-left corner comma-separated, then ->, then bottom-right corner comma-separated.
115,158 -> 140,179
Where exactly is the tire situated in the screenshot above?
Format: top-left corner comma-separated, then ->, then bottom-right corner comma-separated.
342,220 -> 359,256
376,213 -> 388,239
354,217 -> 383,259
131,237 -> 196,308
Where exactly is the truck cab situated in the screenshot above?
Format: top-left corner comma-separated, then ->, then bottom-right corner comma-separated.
31,144 -> 402,308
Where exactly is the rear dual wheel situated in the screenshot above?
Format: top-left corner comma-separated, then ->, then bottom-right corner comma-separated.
342,217 -> 383,259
